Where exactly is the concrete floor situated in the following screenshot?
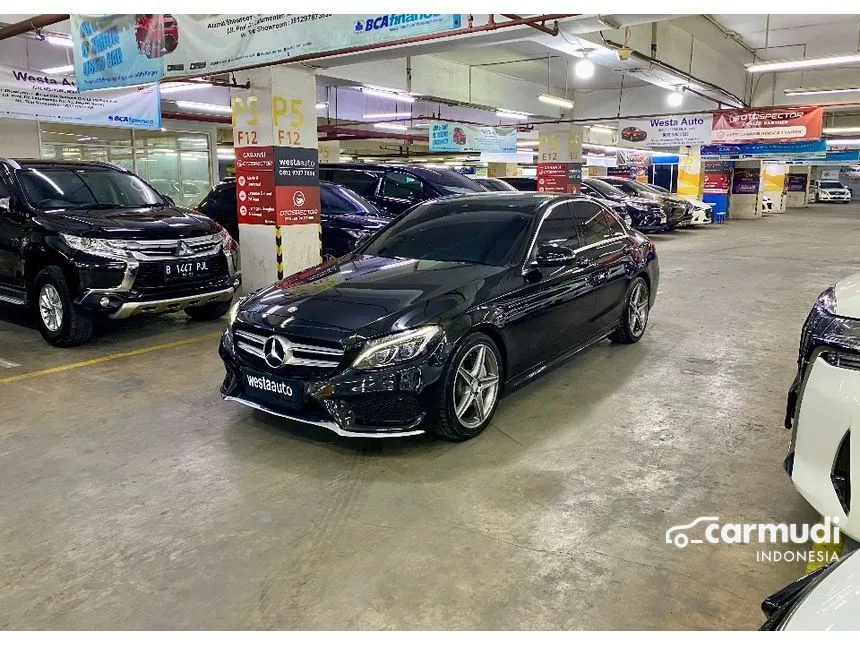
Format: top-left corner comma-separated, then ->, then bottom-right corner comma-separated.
1,204 -> 859,629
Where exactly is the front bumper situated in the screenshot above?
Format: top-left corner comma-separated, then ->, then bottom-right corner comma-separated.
818,193 -> 851,202
219,328 -> 448,438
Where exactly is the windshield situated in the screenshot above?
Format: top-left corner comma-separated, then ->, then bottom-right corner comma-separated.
320,183 -> 380,215
421,169 -> 488,196
361,201 -> 532,266
584,178 -> 627,198
478,178 -> 516,191
642,183 -> 669,194
820,181 -> 846,189
19,167 -> 165,210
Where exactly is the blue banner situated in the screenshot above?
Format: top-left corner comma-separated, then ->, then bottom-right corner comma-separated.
701,140 -> 827,159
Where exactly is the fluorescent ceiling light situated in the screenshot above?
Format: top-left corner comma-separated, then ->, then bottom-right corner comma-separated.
826,138 -> 860,146
44,35 -> 73,47
363,112 -> 408,119
667,90 -> 684,108
41,64 -> 73,74
175,101 -> 232,114
361,87 -> 415,103
747,53 -> 860,73
160,82 -> 212,94
373,123 -> 408,131
496,110 -> 529,120
823,126 -> 860,134
785,86 -> 860,96
516,140 -> 539,147
216,148 -> 235,158
589,124 -> 616,133
412,122 -> 430,129
538,93 -> 574,109
316,102 -> 328,109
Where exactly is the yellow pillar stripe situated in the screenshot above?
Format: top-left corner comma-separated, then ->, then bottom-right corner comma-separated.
0,332 -> 221,384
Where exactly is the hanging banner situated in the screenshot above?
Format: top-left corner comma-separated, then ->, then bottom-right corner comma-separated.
429,121 -> 516,153
71,14 -> 462,91
0,64 -> 160,128
618,114 -> 712,148
701,140 -> 827,159
711,106 -> 823,144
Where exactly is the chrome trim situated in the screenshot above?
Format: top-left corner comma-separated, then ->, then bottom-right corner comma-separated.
79,260 -> 139,300
0,291 -> 26,305
237,341 -> 265,358
224,395 -> 425,438
234,328 -> 345,366
235,329 -> 267,344
0,158 -> 21,170
110,287 -> 234,319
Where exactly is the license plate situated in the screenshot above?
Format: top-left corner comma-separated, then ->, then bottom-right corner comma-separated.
164,259 -> 209,281
242,369 -> 303,410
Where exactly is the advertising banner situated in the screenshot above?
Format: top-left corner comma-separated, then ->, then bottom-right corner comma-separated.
536,163 -> 568,193
701,140 -> 827,159
711,106 -> 823,144
703,161 -> 731,193
429,121 -> 517,153
71,14 -> 462,91
0,64 -> 160,128
677,147 -> 702,197
618,114 -> 712,148
235,147 -> 276,225
731,167 -> 761,194
762,164 -> 787,193
787,174 -> 808,192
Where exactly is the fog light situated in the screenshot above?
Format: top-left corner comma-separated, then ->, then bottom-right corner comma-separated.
99,296 -> 111,307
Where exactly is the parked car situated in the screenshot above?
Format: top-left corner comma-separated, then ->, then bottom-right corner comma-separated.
784,273 -> 860,538
0,159 -> 239,346
219,193 -> 659,440
812,180 -> 852,203
601,176 -> 693,229
581,177 -> 668,232
761,550 -> 858,629
474,177 -> 517,191
499,176 -> 537,191
196,179 -> 390,259
319,163 -> 487,215
762,195 -> 774,212
644,183 -> 713,225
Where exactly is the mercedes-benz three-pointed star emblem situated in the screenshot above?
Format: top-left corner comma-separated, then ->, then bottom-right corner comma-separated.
263,335 -> 293,369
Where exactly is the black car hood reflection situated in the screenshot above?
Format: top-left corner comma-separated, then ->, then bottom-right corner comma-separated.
239,254 -> 509,338
39,206 -> 218,239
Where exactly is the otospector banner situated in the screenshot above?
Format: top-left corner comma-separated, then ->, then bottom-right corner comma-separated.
711,107 -> 823,144
71,14 -> 462,90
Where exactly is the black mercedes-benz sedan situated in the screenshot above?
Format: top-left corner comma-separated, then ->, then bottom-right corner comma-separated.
219,193 -> 659,441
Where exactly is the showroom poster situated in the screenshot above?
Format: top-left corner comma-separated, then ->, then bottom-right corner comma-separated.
787,174 -> 808,192
618,113 -> 712,147
711,106 -> 823,143
703,161 -> 731,193
616,149 -> 651,181
429,120 -> 517,153
71,14 -> 462,90
731,167 -> 760,194
0,64 -> 160,128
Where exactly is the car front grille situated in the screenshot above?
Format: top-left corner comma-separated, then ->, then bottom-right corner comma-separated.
342,393 -> 425,427
233,325 -> 346,378
123,234 -> 222,260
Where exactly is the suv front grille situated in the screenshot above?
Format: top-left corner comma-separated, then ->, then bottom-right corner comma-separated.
234,326 -> 346,378
123,234 -> 222,260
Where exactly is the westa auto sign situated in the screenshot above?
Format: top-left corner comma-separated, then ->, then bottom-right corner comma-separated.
711,106 -> 823,143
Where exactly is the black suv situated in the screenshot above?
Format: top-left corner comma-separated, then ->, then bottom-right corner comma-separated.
0,159 -> 240,346
319,163 -> 487,215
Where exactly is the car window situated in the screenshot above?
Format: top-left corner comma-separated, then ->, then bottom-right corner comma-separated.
326,170 -> 380,198
320,183 -> 379,215
606,180 -> 638,196
571,201 -> 624,246
533,202 -> 580,251
217,185 -> 235,210
383,172 -> 424,200
819,181 -> 845,189
18,167 -> 164,209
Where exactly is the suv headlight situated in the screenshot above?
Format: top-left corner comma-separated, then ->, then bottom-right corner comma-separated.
217,226 -> 237,251
817,286 -> 837,315
352,326 -> 442,370
60,234 -> 129,259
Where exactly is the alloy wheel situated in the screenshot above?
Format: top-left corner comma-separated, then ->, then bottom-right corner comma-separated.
628,282 -> 649,339
39,284 -> 64,333
453,343 -> 500,429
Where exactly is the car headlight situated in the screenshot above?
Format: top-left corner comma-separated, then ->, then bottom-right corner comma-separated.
227,297 -> 244,327
817,286 -> 837,315
352,325 -> 442,370
60,233 -> 129,259
217,226 -> 237,251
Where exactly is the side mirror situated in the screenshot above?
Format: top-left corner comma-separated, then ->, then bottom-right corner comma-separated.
535,243 -> 575,267
0,197 -> 10,212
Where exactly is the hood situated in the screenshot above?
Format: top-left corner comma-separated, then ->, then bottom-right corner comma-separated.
624,197 -> 662,209
324,211 -> 390,229
835,273 -> 860,319
680,197 -> 708,209
238,254 -> 509,339
784,551 -> 860,630
37,206 -> 219,239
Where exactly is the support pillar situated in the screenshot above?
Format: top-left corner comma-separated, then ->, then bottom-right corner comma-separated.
487,162 -> 517,178
787,165 -> 810,208
231,65 -> 321,293
537,124 -> 583,193
762,162 -> 788,213
677,146 -> 703,199
729,160 -> 762,219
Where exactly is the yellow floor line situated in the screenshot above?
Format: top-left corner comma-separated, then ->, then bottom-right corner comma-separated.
806,523 -> 844,574
0,332 -> 221,384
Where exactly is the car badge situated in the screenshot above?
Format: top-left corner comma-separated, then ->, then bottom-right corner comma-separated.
287,306 -> 298,313
263,336 -> 293,369
176,240 -> 193,257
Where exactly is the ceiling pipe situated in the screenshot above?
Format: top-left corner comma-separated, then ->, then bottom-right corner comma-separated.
500,14 -> 560,37
0,14 -> 69,41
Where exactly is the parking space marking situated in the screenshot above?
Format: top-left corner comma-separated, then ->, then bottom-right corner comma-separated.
0,332 -> 221,384
0,357 -> 21,369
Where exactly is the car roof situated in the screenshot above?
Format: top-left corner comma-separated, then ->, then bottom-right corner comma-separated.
7,159 -> 131,172
320,162 -> 476,182
421,191 -> 592,212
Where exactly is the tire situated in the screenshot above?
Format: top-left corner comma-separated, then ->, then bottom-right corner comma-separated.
429,332 -> 503,441
184,299 -> 232,321
33,266 -> 94,347
610,276 -> 650,345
